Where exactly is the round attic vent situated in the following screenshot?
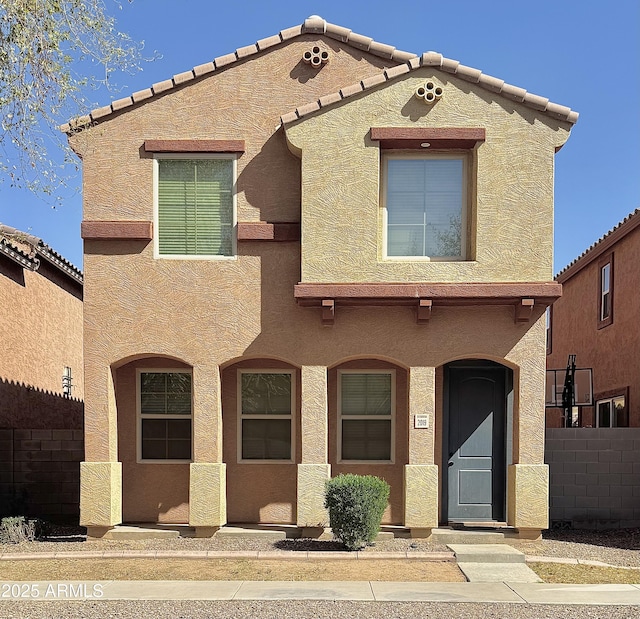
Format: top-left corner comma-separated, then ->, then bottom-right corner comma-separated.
415,80 -> 443,104
303,46 -> 329,68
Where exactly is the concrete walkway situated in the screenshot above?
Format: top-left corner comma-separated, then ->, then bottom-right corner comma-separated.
0,580 -> 639,605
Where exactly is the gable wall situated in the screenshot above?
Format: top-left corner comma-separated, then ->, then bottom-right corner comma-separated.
285,69 -> 571,283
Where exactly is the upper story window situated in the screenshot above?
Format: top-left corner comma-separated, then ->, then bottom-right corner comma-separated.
338,370 -> 394,463
598,253 -> 613,328
545,306 -> 552,355
239,370 -> 294,462
382,154 -> 466,260
154,155 -> 236,259
138,370 -> 192,462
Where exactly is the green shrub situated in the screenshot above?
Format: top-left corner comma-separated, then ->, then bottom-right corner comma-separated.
0,516 -> 37,544
324,474 -> 390,551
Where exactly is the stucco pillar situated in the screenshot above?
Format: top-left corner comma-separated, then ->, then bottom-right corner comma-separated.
189,363 -> 226,534
297,365 -> 330,528
405,366 -> 439,536
81,365 -> 121,534
506,314 -> 549,537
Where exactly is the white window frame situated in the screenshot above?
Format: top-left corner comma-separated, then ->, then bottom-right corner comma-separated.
600,262 -> 611,321
596,395 -> 626,428
237,369 -> 295,464
153,153 -> 238,260
337,369 -> 395,464
137,368 -> 193,464
381,152 -> 467,262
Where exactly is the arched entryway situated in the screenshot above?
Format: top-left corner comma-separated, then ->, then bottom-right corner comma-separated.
442,359 -> 513,523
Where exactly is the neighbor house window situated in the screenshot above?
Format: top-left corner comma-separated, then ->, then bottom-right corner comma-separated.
383,155 -> 465,259
239,371 -> 294,461
598,254 -> 613,328
546,306 -> 552,355
339,371 -> 394,462
138,370 -> 192,461
596,395 -> 627,428
155,156 -> 236,257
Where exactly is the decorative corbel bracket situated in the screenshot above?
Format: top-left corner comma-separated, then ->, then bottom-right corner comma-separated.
322,299 -> 335,326
515,298 -> 535,323
417,299 -> 432,324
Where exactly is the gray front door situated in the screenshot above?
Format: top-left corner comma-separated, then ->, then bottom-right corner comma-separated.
445,364 -> 506,522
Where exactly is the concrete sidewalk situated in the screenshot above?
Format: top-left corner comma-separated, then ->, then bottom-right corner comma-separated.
1,580 -> 639,605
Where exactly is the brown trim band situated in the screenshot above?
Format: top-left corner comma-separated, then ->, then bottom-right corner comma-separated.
370,127 -> 485,150
143,140 -> 245,153
294,282 -> 561,306
81,221 -> 153,241
237,222 -> 300,242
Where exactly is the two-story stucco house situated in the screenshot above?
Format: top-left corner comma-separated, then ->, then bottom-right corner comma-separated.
67,16 -> 577,539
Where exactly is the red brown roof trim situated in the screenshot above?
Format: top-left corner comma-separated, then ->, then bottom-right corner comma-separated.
294,282 -> 562,306
237,222 -> 300,241
556,209 -> 640,283
370,127 -> 485,150
81,221 -> 153,241
144,140 -> 245,153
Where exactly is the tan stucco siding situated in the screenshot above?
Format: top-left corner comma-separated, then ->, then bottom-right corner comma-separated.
285,69 -> 570,283
71,36 -> 395,227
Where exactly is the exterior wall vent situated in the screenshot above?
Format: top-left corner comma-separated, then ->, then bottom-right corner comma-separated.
415,80 -> 443,104
303,46 -> 329,68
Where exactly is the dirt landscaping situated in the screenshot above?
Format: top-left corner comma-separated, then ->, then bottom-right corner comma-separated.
0,558 -> 465,582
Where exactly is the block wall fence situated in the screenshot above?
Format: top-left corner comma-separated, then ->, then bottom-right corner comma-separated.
546,428 -> 640,529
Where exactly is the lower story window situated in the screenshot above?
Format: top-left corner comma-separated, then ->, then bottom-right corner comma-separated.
138,370 -> 192,461
596,395 -> 628,428
239,371 -> 294,461
339,371 -> 394,462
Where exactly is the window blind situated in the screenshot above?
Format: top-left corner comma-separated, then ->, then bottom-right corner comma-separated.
158,159 -> 233,256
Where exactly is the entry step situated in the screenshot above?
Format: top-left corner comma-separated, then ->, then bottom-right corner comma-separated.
447,544 -> 525,564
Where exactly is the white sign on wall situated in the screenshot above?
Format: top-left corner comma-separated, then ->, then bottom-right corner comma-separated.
414,414 -> 429,429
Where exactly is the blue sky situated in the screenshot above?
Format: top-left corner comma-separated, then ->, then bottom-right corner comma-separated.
1,0 -> 638,273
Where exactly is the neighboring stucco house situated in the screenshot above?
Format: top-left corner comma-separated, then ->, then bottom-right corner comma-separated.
547,209 -> 640,429
67,17 -> 577,539
0,225 -> 84,521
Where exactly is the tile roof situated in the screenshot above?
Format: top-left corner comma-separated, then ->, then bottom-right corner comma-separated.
556,209 -> 640,283
0,224 -> 83,283
280,51 -> 578,126
60,16 -> 417,133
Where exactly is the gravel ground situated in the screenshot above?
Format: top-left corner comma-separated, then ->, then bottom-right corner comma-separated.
0,600 -> 638,619
2,527 -> 640,567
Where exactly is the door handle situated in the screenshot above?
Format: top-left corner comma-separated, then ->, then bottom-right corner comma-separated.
448,461 -> 453,467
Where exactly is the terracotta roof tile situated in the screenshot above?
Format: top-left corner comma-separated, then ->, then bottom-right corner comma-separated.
256,34 -> 282,51
385,64 -> 411,79
556,209 -> 640,282
361,73 -> 387,89
173,70 -> 195,85
61,16 -> 576,132
279,25 -> 303,40
236,44 -> 258,59
151,79 -> 174,94
213,52 -> 236,68
368,41 -> 396,59
318,91 -> 343,107
303,15 -> 327,33
324,22 -> 351,41
111,97 -> 132,111
62,17 -> 416,132
193,62 -> 215,77
132,88 -> 154,103
346,32 -> 373,51
280,52 -> 578,126
295,101 -> 321,117
340,82 -> 364,98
